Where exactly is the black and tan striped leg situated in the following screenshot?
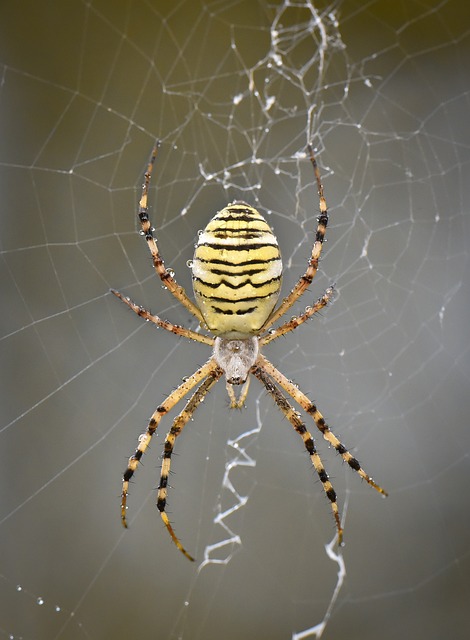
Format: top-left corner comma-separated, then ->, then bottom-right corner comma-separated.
252,365 -> 343,544
257,354 -> 388,498
261,286 -> 335,346
121,358 -> 219,528
137,142 -> 205,325
262,144 -> 329,331
157,368 -> 224,561
111,289 -> 214,346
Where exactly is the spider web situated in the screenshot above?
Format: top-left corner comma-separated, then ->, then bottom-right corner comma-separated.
1,1 -> 469,638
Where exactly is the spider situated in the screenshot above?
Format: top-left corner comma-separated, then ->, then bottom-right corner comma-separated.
112,142 -> 387,561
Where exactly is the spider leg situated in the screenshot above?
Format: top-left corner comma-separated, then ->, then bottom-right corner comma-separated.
257,354 -> 388,497
158,369 -> 223,561
137,142 -> 205,325
261,286 -> 334,345
121,357 -> 219,529
263,145 -> 329,331
111,289 -> 213,346
251,364 -> 343,544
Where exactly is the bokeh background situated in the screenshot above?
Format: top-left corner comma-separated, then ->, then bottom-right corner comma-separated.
1,1 -> 469,639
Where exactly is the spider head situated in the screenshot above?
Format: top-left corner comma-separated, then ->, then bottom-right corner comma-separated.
213,337 -> 259,384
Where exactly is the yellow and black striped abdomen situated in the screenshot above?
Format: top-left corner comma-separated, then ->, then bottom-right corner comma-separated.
192,201 -> 282,338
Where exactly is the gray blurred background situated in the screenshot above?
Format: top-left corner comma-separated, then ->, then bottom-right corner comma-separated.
0,1 -> 469,639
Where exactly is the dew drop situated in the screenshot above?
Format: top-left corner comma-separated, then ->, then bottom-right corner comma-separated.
265,96 -> 275,110
37,597 -> 44,606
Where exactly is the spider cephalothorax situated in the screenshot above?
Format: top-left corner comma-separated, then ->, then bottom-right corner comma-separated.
112,142 -> 387,561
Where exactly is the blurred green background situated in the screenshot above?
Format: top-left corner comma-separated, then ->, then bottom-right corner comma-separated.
0,1 -> 469,639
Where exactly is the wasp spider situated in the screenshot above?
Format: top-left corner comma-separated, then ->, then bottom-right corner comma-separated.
112,142 -> 387,561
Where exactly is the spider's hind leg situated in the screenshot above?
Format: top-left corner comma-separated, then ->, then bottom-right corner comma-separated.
136,142 -> 205,324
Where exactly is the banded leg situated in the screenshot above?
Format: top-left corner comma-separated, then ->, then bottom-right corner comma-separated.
257,354 -> 388,497
111,289 -> 213,346
121,357 -> 219,528
261,286 -> 335,346
262,144 -> 329,331
252,365 -> 343,544
137,142 -> 204,325
158,368 -> 224,561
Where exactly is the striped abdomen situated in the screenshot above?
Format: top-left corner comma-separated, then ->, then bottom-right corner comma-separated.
192,201 -> 282,338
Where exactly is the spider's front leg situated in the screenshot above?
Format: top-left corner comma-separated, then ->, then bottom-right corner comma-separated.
258,354 -> 388,498
157,369 -> 223,561
120,358 -> 218,528
252,364 -> 344,543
